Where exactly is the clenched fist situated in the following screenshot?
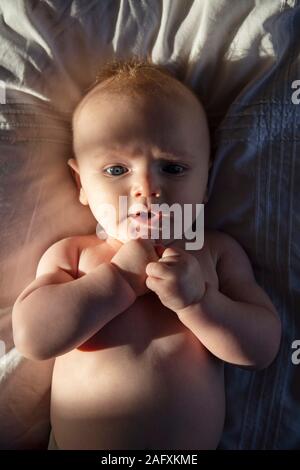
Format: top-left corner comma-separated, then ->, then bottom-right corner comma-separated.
145,246 -> 206,313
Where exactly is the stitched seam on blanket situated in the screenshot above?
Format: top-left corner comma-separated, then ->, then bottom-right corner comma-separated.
0,124 -> 70,130
0,136 -> 71,144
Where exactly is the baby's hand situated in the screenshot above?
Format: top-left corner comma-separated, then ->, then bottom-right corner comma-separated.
145,246 -> 206,312
110,238 -> 159,297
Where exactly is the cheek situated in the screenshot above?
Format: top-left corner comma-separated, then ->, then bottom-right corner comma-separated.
170,183 -> 203,205
89,194 -> 118,224
80,177 -> 110,216
86,185 -> 126,227
186,182 -> 206,201
187,171 -> 208,200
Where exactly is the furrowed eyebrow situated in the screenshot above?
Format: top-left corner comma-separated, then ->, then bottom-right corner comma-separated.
158,152 -> 196,162
90,148 -> 196,162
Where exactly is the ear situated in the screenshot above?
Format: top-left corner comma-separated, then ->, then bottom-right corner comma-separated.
67,158 -> 89,206
78,189 -> 89,206
67,158 -> 80,187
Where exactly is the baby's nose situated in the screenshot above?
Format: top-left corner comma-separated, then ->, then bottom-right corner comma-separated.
133,188 -> 161,198
131,177 -> 161,199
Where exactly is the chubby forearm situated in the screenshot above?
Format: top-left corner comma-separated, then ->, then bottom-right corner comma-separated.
176,283 -> 281,369
12,262 -> 136,360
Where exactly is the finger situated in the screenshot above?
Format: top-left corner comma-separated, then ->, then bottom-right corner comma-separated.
145,275 -> 162,291
146,261 -> 174,279
158,256 -> 180,265
161,247 -> 183,259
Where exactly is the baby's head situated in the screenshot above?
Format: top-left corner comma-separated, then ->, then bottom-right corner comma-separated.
68,57 -> 210,245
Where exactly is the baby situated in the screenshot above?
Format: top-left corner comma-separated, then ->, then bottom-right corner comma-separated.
12,58 -> 281,450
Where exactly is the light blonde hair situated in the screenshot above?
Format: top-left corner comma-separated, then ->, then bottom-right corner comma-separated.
85,56 -> 185,96
72,56 -> 200,127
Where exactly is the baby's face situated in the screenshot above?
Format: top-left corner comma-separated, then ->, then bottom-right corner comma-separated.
69,84 -> 210,245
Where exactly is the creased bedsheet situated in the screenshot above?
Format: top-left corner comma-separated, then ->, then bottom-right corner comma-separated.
0,0 -> 299,449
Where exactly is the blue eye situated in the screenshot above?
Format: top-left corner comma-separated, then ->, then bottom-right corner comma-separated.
104,165 -> 128,176
162,163 -> 186,175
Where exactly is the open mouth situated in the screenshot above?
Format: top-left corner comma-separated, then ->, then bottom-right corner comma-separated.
128,211 -> 161,227
129,210 -> 160,220
128,209 -> 173,225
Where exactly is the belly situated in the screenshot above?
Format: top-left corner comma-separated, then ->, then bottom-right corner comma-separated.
50,294 -> 225,450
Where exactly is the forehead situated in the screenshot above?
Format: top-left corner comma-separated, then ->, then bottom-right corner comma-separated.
73,83 -> 209,160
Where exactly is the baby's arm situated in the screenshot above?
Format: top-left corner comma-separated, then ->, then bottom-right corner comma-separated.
12,238 -> 136,361
176,233 -> 281,369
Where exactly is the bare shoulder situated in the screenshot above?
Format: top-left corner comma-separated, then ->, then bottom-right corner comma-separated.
36,234 -> 102,279
36,236 -> 78,278
204,230 -> 279,315
205,229 -> 256,291
204,229 -> 248,262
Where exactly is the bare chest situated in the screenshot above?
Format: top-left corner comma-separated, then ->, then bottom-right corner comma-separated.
75,238 -> 219,355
